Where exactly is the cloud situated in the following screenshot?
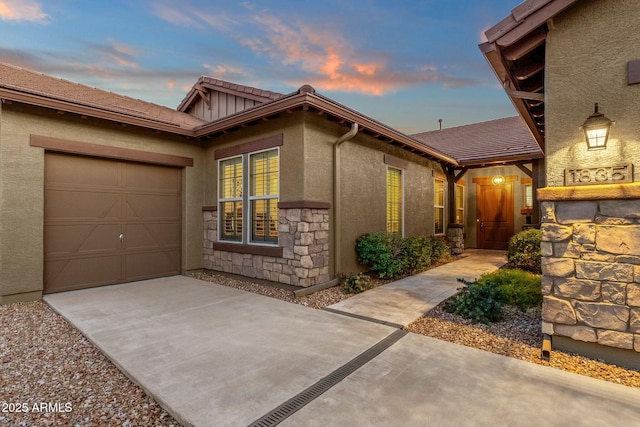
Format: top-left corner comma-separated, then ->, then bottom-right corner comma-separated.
92,40 -> 139,68
241,14 -> 479,95
203,63 -> 251,81
0,0 -> 48,23
151,2 -> 235,31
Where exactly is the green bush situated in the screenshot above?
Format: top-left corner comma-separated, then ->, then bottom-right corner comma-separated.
444,278 -> 504,324
429,236 -> 450,261
341,272 -> 372,294
403,236 -> 433,273
478,268 -> 542,310
355,232 -> 405,278
507,228 -> 542,273
356,233 -> 450,279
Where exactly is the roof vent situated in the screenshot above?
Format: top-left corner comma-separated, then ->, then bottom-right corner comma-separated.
298,84 -> 316,94
438,118 -> 443,131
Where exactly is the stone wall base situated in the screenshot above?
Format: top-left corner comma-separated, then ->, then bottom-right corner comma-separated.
446,225 -> 464,255
552,335 -> 640,371
203,206 -> 330,287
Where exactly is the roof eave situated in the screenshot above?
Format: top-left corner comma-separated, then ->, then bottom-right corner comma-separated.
480,41 -> 546,151
457,152 -> 545,167
0,87 -> 197,137
194,92 -> 458,167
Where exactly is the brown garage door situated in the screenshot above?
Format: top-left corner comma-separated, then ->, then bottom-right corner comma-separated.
44,152 -> 181,293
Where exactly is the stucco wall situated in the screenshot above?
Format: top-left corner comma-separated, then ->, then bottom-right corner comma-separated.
0,103 -> 205,303
546,0 -> 640,186
303,114 -> 443,275
203,113 -> 305,206
205,112 -> 445,280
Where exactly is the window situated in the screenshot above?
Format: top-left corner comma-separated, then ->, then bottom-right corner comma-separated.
219,156 -> 243,242
218,148 -> 279,245
434,178 -> 445,234
250,149 -> 279,243
524,184 -> 533,208
386,167 -> 403,235
454,183 -> 464,224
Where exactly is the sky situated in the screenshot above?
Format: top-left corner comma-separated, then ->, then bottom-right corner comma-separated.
0,0 -> 523,134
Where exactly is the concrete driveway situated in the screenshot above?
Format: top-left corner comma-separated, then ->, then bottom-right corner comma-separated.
44,276 -> 640,427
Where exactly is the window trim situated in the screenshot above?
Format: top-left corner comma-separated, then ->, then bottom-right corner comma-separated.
386,166 -> 404,236
217,155 -> 244,244
454,182 -> 465,225
248,147 -> 280,246
217,147 -> 280,246
434,177 -> 445,235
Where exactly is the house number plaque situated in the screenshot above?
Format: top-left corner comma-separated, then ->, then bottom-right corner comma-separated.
565,164 -> 633,186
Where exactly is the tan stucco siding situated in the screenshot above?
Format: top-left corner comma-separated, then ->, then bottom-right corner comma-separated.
0,103 -> 205,302
329,122 -> 442,275
203,113 -> 305,205
546,0 -> 640,186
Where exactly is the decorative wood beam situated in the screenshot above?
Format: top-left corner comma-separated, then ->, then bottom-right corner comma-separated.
194,83 -> 211,109
454,167 -> 468,183
515,163 -> 533,177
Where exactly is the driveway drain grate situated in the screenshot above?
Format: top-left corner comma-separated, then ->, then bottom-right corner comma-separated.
247,329 -> 408,427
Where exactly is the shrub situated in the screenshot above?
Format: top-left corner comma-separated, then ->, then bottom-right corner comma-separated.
355,232 -> 405,278
429,236 -> 450,261
478,268 -> 542,310
341,272 -> 372,294
444,278 -> 504,324
356,233 -> 451,279
403,236 -> 433,273
507,228 -> 542,273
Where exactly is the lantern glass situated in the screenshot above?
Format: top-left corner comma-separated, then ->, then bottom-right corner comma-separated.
581,103 -> 613,150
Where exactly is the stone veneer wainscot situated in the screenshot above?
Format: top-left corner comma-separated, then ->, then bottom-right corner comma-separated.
538,183 -> 640,363
202,203 -> 330,287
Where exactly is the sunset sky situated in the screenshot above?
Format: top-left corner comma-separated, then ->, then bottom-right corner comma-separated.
0,0 -> 523,134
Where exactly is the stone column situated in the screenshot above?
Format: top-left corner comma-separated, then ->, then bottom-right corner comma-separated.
538,185 -> 640,367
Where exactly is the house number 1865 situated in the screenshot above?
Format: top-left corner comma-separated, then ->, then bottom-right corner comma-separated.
565,164 -> 632,186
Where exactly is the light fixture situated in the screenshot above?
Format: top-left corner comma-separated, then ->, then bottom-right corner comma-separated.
491,175 -> 505,186
581,103 -> 614,150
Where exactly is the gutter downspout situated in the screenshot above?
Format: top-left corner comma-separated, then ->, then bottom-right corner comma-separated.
333,122 -> 359,277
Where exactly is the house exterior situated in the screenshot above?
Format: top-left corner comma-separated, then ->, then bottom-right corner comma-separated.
412,117 -> 543,251
0,60 -> 539,305
482,0 -> 640,369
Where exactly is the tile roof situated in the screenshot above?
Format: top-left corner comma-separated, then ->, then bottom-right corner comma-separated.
0,62 -> 205,132
411,116 -> 543,166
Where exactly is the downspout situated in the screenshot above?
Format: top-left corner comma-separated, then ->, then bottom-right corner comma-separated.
333,122 -> 359,277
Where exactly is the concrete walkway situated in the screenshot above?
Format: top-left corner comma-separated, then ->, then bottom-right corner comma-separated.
327,249 -> 507,327
44,275 -> 640,427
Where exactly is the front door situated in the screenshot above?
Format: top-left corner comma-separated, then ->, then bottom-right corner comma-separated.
474,175 -> 516,250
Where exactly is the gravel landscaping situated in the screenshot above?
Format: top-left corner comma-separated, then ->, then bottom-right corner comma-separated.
2,270 -> 639,426
0,301 -> 179,427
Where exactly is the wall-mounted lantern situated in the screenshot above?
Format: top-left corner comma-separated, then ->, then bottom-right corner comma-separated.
491,175 -> 505,186
581,103 -> 614,150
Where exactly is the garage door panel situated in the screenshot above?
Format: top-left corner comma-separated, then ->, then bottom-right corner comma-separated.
126,194 -> 180,220
44,153 -> 182,294
124,223 -> 180,250
45,190 -> 120,220
125,163 -> 181,192
45,256 -> 124,293
45,153 -> 120,188
45,224 -> 121,255
125,250 -> 181,281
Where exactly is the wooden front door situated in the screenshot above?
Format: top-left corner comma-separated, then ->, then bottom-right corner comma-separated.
473,175 -> 516,250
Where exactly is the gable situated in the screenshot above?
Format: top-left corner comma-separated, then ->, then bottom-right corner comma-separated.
178,76 -> 283,122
